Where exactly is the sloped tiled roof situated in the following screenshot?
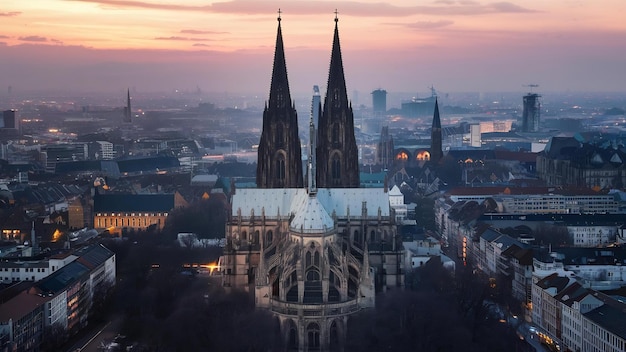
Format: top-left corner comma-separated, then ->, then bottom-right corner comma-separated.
555,281 -> 589,307
480,228 -> 502,242
493,150 -> 538,163
536,272 -> 573,292
117,156 -> 180,173
493,234 -> 526,252
93,193 -> 175,212
584,302 -> 626,340
290,194 -> 334,233
74,244 -> 114,270
34,261 -> 89,294
502,245 -> 533,265
0,291 -> 48,323
544,137 -> 580,158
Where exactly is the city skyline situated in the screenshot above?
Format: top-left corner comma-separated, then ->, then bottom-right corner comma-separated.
1,0 -> 626,95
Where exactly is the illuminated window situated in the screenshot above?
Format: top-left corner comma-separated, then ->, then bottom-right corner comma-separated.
396,151 -> 408,161
416,151 -> 430,160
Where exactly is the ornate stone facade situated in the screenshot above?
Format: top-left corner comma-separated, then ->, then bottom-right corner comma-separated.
222,188 -> 401,350
315,17 -> 360,189
222,15 -> 404,351
256,17 -> 303,189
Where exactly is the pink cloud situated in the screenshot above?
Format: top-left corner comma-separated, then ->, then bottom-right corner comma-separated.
65,0 -> 538,16
404,20 -> 455,29
18,36 -> 48,42
0,12 -> 21,17
181,29 -> 228,35
155,36 -> 212,42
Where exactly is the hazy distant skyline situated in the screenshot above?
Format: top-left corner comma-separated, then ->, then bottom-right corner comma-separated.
1,0 -> 626,96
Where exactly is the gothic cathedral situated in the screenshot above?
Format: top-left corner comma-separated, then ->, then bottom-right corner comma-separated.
221,13 -> 404,352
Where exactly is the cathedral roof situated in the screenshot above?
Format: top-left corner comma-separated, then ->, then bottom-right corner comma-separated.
231,188 -> 390,220
290,193 -> 334,233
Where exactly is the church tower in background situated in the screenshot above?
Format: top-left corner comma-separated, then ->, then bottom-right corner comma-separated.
430,98 -> 443,164
256,14 -> 304,188
316,14 -> 360,188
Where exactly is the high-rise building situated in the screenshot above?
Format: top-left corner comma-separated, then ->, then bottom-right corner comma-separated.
221,14 -> 403,351
311,85 -> 321,128
371,89 -> 387,115
522,93 -> 541,132
42,143 -> 88,173
123,89 -> 132,124
1,110 -> 18,130
95,141 -> 115,160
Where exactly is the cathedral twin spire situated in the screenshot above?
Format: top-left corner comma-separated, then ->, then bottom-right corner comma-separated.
317,13 -> 360,188
257,11 -> 360,189
256,12 -> 303,188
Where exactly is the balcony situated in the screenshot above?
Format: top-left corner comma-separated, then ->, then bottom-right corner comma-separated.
269,299 -> 360,318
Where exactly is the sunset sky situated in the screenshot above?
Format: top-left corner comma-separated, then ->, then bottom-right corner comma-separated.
1,0 -> 625,97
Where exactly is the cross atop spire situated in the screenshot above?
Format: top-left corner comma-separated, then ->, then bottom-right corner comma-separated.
277,8 -> 281,21
334,9 -> 339,22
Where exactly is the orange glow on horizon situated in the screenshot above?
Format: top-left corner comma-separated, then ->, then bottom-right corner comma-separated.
2,0 -> 625,93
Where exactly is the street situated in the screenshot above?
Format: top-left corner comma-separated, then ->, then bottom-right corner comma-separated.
65,315 -> 123,352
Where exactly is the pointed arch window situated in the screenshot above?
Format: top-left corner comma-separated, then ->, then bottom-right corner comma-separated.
288,326 -> 298,349
276,124 -> 284,148
330,321 -> 340,349
306,270 -> 320,281
332,155 -> 341,184
266,230 -> 273,245
307,323 -> 320,349
276,154 -> 286,184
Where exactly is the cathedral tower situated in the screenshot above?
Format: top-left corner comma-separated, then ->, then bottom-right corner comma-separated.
316,14 -> 360,188
222,14 -> 404,351
430,98 -> 443,163
256,15 -> 304,188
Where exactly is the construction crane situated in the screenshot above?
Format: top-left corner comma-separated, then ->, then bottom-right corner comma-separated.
523,84 -> 539,93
